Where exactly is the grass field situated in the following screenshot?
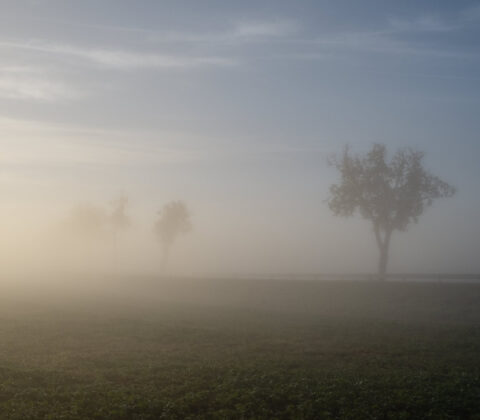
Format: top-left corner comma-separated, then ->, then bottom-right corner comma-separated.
0,278 -> 479,419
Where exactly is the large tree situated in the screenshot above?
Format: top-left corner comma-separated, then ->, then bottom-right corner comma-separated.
327,144 -> 455,279
154,201 -> 192,270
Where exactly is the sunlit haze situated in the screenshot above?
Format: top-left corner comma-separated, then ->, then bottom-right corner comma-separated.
3,3 -> 480,419
1,0 -> 480,278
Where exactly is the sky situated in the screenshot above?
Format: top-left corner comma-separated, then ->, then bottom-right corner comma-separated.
1,0 -> 480,276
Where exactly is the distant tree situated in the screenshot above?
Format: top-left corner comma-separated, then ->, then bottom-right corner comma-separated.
327,144 -> 455,279
154,201 -> 192,270
109,194 -> 131,267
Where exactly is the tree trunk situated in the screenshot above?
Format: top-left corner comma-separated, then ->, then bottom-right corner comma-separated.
378,244 -> 389,281
374,225 -> 392,281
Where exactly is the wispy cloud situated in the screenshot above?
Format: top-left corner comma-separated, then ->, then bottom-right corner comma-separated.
0,116 -> 208,168
232,20 -> 298,38
310,31 -> 474,59
0,66 -> 80,101
301,8 -> 480,61
146,15 -> 475,62
143,19 -> 299,46
0,40 -> 237,70
0,9 -> 476,106
387,15 -> 455,33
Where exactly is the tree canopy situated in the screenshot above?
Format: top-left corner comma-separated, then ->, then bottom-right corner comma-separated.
328,144 -> 455,232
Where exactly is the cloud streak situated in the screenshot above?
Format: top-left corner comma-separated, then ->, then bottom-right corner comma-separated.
1,12 -> 474,76
232,20 -> 298,38
309,31 -> 475,59
0,117 -> 209,169
0,66 -> 80,101
387,15 -> 455,33
0,11 -> 477,107
0,40 -> 237,70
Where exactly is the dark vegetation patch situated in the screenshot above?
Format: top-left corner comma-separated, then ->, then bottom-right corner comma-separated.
0,280 -> 479,419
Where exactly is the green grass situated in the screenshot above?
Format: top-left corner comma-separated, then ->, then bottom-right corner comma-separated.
0,279 -> 479,419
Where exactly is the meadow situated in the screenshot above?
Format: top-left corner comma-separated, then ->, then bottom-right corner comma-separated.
0,278 -> 479,419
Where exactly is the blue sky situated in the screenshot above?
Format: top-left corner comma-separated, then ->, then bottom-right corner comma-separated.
1,0 -> 480,274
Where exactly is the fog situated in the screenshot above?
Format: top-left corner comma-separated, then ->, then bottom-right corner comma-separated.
0,169 -> 468,285
0,129 -> 475,287
2,3 -> 480,418
1,0 -> 480,287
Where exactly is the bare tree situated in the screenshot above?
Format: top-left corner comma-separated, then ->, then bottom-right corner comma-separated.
327,144 -> 455,279
154,201 -> 192,270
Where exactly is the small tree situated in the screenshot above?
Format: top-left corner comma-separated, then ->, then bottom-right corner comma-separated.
327,144 -> 455,279
154,201 -> 192,270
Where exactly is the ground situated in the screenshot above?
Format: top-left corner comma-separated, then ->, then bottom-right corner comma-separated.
0,278 -> 479,419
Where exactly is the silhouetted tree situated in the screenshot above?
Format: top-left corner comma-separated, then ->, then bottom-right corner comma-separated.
154,201 -> 191,270
327,144 -> 455,280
